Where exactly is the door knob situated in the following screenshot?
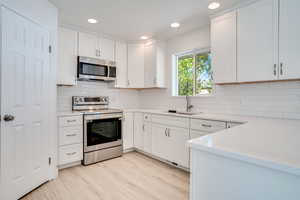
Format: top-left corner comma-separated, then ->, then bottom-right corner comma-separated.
3,114 -> 15,122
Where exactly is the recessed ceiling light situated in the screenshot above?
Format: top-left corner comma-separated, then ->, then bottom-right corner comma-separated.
208,2 -> 220,10
140,36 -> 149,40
88,18 -> 98,24
171,22 -> 180,28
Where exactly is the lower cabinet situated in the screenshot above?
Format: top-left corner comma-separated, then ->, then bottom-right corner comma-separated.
123,112 -> 134,151
143,122 -> 152,154
134,112 -> 144,149
152,123 -> 189,168
58,115 -> 83,168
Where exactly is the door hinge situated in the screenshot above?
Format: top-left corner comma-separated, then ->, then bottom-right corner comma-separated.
48,157 -> 52,165
48,45 -> 52,54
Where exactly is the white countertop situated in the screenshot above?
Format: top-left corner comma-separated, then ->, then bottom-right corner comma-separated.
126,109 -> 300,176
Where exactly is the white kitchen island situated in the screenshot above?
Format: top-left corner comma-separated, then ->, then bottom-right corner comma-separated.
188,118 -> 300,200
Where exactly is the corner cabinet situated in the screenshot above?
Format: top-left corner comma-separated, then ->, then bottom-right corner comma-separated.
211,11 -> 237,84
78,32 -> 115,61
57,28 -> 78,86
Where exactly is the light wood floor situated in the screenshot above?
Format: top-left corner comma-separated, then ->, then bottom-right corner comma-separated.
21,152 -> 189,200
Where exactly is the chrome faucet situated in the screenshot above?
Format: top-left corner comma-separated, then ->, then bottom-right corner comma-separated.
186,95 -> 193,112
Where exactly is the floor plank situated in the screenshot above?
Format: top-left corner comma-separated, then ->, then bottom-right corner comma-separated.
21,152 -> 190,200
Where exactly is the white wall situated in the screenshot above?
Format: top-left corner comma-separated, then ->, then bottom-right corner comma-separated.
139,26 -> 300,120
57,81 -> 140,112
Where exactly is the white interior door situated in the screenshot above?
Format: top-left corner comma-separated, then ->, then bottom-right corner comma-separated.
0,7 -> 51,200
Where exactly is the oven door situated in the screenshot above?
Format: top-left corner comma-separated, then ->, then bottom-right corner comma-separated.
84,114 -> 123,152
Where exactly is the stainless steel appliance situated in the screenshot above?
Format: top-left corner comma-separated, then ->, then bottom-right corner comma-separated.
72,96 -> 123,165
77,56 -> 116,81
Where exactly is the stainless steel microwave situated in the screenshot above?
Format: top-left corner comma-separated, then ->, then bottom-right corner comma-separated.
77,56 -> 116,81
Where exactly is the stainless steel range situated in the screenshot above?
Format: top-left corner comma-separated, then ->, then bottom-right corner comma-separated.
72,96 -> 123,165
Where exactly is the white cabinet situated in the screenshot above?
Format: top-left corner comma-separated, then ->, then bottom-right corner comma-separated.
123,112 -> 134,151
127,44 -> 145,88
237,0 -> 278,82
115,41 -> 128,87
211,11 -> 237,84
58,115 -> 83,168
151,123 -> 170,160
99,37 -> 115,61
133,112 -> 144,149
168,127 -> 189,168
143,122 -> 152,154
279,0 -> 300,79
57,28 -> 78,85
78,32 -> 99,59
144,41 -> 166,88
78,32 -> 115,61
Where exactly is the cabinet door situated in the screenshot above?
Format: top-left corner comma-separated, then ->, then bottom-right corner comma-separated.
99,37 -> 115,61
168,127 -> 189,168
151,123 -> 169,160
133,112 -> 144,150
237,0 -> 278,82
57,28 -> 78,85
127,44 -> 144,88
211,11 -> 237,84
279,0 -> 300,79
115,41 -> 128,87
123,112 -> 134,150
143,122 -> 152,154
78,32 -> 99,58
144,43 -> 156,88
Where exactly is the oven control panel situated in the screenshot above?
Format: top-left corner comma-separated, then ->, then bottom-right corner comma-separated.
73,96 -> 109,106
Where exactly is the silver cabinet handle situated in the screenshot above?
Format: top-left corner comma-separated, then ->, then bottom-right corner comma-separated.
273,64 -> 277,76
3,114 -> 15,122
167,128 -> 170,137
66,152 -> 76,156
66,134 -> 77,137
280,63 -> 283,75
67,120 -> 76,123
201,124 -> 212,128
142,124 -> 145,131
165,128 -> 168,136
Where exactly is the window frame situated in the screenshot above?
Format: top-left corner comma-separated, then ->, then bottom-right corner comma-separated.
172,47 -> 213,97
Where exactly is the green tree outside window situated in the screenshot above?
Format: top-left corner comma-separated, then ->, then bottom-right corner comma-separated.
177,51 -> 212,96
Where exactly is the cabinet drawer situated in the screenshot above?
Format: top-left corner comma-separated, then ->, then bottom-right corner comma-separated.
59,126 -> 83,146
59,144 -> 83,166
59,115 -> 82,127
190,130 -> 211,140
152,114 -> 189,128
226,122 -> 243,129
191,119 -> 226,133
143,113 -> 151,122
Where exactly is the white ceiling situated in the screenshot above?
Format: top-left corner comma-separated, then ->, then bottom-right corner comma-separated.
49,0 -> 248,41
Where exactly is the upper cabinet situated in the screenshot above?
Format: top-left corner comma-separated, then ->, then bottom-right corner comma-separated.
237,0 -> 278,82
127,43 -> 145,88
211,11 -> 237,84
212,0 -> 300,84
57,28 -> 78,86
144,41 -> 166,88
115,41 -> 128,88
279,0 -> 300,80
78,32 -> 115,61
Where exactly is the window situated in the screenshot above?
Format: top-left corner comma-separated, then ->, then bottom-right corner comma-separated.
174,49 -> 213,96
